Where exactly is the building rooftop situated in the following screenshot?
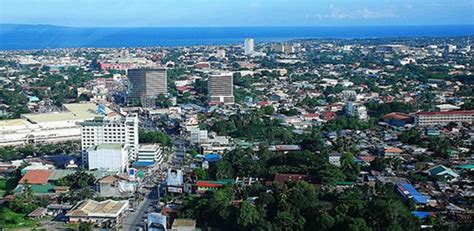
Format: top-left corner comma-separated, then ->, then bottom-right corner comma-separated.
172,219 -> 197,228
66,199 -> 128,218
19,170 -> 53,184
416,110 -> 474,116
88,143 -> 124,151
0,119 -> 30,127
22,103 -> 101,123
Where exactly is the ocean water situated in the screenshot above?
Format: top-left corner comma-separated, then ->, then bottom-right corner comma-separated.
0,24 -> 473,50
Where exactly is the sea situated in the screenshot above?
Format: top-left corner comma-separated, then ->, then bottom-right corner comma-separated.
0,24 -> 473,50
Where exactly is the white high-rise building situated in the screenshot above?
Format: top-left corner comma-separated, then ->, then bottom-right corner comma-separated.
80,115 -> 139,163
208,72 -> 234,105
87,144 -> 130,172
244,38 -> 255,55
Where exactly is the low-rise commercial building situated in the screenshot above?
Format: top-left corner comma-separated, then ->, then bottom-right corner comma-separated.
0,103 -> 104,146
66,199 -> 129,225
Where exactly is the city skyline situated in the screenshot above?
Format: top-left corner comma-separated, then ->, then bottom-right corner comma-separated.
1,0 -> 473,27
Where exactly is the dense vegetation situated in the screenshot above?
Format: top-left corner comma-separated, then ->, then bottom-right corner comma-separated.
139,129 -> 172,146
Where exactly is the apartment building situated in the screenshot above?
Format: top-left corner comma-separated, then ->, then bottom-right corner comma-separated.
415,110 -> 474,126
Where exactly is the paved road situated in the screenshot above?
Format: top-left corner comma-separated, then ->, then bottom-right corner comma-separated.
123,186 -> 158,230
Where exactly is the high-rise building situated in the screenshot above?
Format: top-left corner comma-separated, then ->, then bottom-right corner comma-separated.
80,115 -> 139,163
244,38 -> 254,55
128,68 -> 167,105
208,72 -> 234,105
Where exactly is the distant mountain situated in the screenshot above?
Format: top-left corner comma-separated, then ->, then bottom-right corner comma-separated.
0,23 -> 69,30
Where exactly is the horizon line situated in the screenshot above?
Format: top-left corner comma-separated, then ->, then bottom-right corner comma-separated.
2,23 -> 474,29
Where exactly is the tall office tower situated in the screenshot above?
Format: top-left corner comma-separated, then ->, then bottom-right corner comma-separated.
244,38 -> 255,55
208,72 -> 234,105
80,115 -> 139,163
128,68 -> 168,105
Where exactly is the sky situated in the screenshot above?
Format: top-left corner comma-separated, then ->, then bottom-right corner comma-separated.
0,0 -> 473,27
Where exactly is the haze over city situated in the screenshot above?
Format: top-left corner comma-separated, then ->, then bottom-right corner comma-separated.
1,0 -> 473,27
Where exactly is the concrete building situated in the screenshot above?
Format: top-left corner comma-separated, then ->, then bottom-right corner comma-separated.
66,199 -> 129,225
98,175 -> 135,198
87,144 -> 130,172
80,115 -> 139,162
0,103 -> 106,147
208,72 -> 234,105
128,68 -> 167,105
329,152 -> 342,167
172,219 -> 197,231
244,38 -> 254,55
190,129 -> 208,144
137,144 -> 164,165
415,110 -> 474,126
345,102 -> 368,120
272,43 -> 294,53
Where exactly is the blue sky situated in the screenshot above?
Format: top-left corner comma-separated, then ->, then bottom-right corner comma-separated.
1,0 -> 473,27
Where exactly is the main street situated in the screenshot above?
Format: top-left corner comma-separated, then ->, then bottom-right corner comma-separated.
123,186 -> 158,231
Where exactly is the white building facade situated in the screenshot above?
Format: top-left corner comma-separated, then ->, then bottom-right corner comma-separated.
415,110 -> 474,126
87,144 -> 130,172
244,38 -> 255,55
137,144 -> 164,164
80,115 -> 139,162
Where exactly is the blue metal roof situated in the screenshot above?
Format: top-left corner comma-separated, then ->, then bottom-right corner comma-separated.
398,183 -> 430,205
411,211 -> 433,219
134,161 -> 155,167
204,154 -> 222,162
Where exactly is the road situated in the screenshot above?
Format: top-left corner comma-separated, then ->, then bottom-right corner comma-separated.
122,133 -> 187,230
123,184 -> 159,230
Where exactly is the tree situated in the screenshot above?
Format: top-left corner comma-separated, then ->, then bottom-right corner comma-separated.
341,153 -> 360,181
237,201 -> 262,230
208,187 -> 234,226
263,105 -> 275,115
216,161 -> 235,179
56,171 -> 96,189
399,129 -> 422,145
193,168 -> 208,180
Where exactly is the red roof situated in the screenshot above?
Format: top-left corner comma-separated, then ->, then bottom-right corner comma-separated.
258,101 -> 270,106
196,181 -> 224,188
19,170 -> 52,184
274,173 -> 311,185
304,113 -> 319,118
416,110 -> 474,116
321,111 -> 337,121
383,112 -> 411,121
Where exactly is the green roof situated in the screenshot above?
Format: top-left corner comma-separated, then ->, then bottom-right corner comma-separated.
454,165 -> 474,170
336,181 -> 354,185
31,184 -> 54,194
